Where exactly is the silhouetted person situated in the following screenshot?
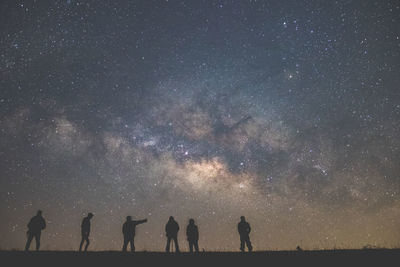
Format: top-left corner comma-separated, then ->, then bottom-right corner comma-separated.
25,210 -> 46,251
165,216 -> 180,252
186,218 -> 199,252
79,213 -> 94,252
238,216 -> 252,252
122,216 -> 147,252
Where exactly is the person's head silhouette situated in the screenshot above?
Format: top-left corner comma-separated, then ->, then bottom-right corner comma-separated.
37,210 -> 42,216
169,216 -> 174,221
126,216 -> 132,222
240,216 -> 245,222
189,218 -> 195,225
88,213 -> 94,219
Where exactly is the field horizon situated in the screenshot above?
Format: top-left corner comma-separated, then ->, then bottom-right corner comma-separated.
2,249 -> 400,266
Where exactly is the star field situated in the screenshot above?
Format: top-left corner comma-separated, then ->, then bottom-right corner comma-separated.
1,0 -> 400,251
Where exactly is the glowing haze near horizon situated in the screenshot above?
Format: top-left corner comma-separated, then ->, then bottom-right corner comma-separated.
1,0 -> 400,251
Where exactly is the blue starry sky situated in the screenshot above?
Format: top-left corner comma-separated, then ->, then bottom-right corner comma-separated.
1,0 -> 400,251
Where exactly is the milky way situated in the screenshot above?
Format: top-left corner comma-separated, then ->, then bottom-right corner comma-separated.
1,0 -> 400,251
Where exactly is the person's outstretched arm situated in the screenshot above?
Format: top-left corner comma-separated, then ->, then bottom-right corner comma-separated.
134,219 -> 147,225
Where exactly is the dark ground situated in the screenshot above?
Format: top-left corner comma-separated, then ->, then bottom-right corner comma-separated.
1,249 -> 400,266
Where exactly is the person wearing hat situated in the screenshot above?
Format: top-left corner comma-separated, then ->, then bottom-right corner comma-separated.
79,212 -> 94,252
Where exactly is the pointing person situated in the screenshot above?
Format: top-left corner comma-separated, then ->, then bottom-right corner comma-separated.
122,216 -> 147,252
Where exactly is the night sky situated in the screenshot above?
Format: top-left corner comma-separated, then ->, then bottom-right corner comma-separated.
1,0 -> 400,251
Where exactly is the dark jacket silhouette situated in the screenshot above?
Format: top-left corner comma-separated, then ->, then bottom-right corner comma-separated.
237,216 -> 252,252
186,219 -> 199,252
79,213 -> 93,252
165,216 -> 180,252
122,216 -> 147,252
25,210 -> 46,251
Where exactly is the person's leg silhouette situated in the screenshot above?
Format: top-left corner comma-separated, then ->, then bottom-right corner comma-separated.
122,237 -> 129,252
84,236 -> 90,251
246,237 -> 252,252
25,233 -> 33,251
166,237 -> 171,252
240,236 -> 245,252
188,240 -> 193,252
173,236 -> 179,252
34,233 -> 41,251
130,239 -> 135,252
79,237 -> 84,252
